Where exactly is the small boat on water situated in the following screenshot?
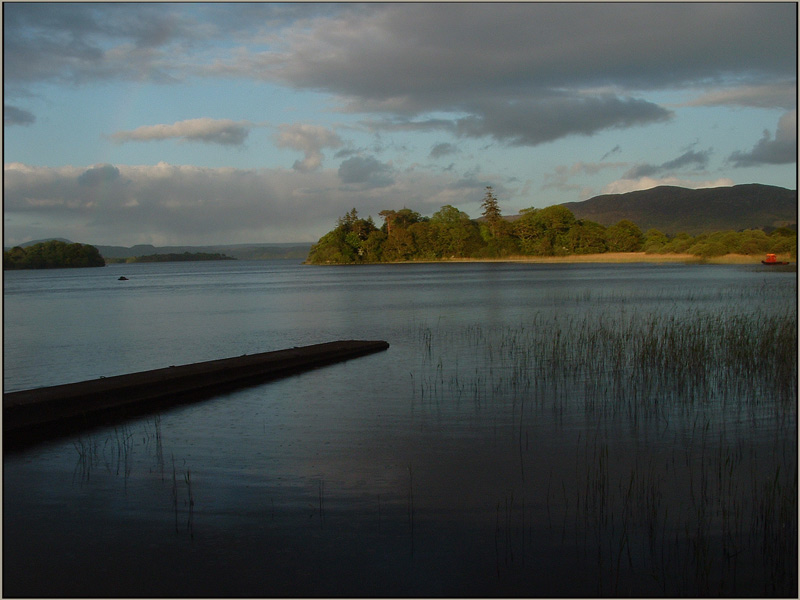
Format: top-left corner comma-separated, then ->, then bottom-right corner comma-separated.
761,253 -> 790,265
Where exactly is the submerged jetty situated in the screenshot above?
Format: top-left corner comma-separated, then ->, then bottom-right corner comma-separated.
4,340 -> 389,449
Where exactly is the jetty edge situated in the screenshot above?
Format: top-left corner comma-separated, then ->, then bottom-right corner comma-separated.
4,340 -> 389,449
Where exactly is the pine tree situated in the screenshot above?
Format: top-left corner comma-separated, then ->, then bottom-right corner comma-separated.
481,186 -> 502,238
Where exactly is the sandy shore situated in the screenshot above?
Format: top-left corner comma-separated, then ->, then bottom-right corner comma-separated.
418,253 -> 795,265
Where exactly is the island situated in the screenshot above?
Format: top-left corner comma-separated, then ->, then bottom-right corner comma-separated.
305,187 -> 796,265
3,240 -> 106,270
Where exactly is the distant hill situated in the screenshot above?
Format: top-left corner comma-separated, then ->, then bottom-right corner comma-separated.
94,243 -> 312,260
19,237 -> 73,247
5,240 -> 312,260
560,184 -> 797,235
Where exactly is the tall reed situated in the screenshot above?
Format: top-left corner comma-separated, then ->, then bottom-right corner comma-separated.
405,281 -> 796,595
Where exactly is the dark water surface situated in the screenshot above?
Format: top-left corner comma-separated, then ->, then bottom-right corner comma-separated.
4,260 -> 797,596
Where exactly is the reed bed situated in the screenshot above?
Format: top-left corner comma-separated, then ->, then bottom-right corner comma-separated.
408,282 -> 797,596
412,295 -> 797,422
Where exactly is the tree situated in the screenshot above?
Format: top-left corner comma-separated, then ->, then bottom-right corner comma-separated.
661,232 -> 695,254
567,220 -> 607,254
361,230 -> 387,262
382,227 -> 416,261
642,229 -> 669,253
478,219 -> 517,257
379,208 -> 423,235
736,229 -> 771,255
306,209 -> 378,263
769,235 -> 796,257
430,205 -> 478,257
408,222 -> 438,260
605,220 -> 644,252
336,208 -> 360,230
512,208 -> 541,254
513,205 -> 577,256
480,187 -> 502,238
306,229 -> 352,263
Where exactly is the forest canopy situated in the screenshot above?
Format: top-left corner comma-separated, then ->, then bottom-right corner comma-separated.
3,240 -> 106,270
306,188 -> 797,264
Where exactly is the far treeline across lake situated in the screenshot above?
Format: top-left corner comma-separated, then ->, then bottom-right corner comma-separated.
105,252 -> 235,264
2,241 -> 237,270
306,187 -> 797,265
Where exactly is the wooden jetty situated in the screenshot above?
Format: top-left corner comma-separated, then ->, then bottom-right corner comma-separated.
4,340 -> 389,449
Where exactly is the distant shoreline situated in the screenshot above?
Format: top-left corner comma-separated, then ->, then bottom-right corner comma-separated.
306,253 -> 796,266
442,252 -> 794,265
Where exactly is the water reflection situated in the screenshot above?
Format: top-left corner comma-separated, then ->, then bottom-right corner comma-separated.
4,262 -> 797,596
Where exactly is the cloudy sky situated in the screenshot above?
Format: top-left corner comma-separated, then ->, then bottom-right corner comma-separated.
4,2 -> 797,246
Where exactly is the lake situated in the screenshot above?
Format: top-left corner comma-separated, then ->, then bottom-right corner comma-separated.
3,259 -> 797,596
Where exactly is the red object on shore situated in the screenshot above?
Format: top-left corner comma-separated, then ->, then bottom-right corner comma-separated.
761,253 -> 790,265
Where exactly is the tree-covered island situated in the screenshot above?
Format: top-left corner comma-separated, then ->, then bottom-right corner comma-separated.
306,187 -> 796,264
3,240 -> 106,269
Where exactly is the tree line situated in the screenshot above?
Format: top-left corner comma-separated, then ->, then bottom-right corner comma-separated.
3,240 -> 106,270
306,187 -> 796,264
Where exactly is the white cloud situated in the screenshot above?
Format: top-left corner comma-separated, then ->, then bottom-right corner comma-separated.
110,118 -> 255,146
601,177 -> 734,196
682,82 -> 796,110
3,161 -> 486,246
274,123 -> 343,172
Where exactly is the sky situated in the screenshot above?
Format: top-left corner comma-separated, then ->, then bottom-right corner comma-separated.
3,2 -> 797,247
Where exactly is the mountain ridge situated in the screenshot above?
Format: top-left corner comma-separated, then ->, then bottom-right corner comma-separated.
560,183 -> 796,235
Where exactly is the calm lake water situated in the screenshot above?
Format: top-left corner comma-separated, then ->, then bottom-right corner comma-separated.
4,259 -> 797,597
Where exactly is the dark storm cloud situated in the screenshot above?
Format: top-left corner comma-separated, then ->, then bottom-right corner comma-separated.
430,143 -> 457,159
624,149 -> 712,179
454,96 -> 672,146
11,3 -> 790,93
661,150 -> 711,171
77,163 -> 121,186
262,3 -> 795,104
4,105 -> 36,126
5,3 -> 795,150
2,3 -> 197,85
252,3 -> 791,147
2,3 -> 350,87
728,111 -> 797,167
363,96 -> 672,147
600,146 -> 621,161
338,156 -> 394,188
